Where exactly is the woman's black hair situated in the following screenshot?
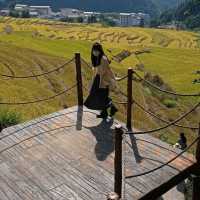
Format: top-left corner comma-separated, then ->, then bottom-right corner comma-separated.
91,42 -> 105,67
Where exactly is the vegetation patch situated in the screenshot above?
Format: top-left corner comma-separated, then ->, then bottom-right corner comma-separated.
0,108 -> 21,131
162,98 -> 177,108
113,50 -> 131,63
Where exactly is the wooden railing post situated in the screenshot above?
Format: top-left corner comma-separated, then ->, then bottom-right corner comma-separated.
75,53 -> 83,106
192,123 -> 200,200
127,68 -> 133,131
195,123 -> 200,163
114,125 -> 123,199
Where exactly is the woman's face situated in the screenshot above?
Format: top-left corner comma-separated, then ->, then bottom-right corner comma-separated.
92,49 -> 100,57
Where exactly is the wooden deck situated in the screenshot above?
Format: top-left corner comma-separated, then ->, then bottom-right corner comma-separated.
0,106 -> 196,200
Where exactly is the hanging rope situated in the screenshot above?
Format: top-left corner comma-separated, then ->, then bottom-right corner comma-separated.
133,99 -> 199,130
0,84 -> 77,105
134,71 -> 200,97
0,110 -> 79,141
126,102 -> 200,135
81,58 -> 92,70
0,124 -> 76,155
122,133 -> 127,200
0,58 -> 75,79
125,136 -> 199,179
81,57 -> 128,82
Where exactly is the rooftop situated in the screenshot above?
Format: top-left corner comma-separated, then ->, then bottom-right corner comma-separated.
29,6 -> 51,8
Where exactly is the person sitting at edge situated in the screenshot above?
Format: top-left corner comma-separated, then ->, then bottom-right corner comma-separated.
174,132 -> 187,150
84,42 -> 118,121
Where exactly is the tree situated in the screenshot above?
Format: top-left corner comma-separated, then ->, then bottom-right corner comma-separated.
21,10 -> 30,18
87,15 -> 97,23
9,10 -> 19,18
193,70 -> 200,84
150,18 -> 160,27
8,0 -> 16,11
77,16 -> 84,23
140,18 -> 145,27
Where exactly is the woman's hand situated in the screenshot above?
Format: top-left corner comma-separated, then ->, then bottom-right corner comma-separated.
115,77 -> 122,81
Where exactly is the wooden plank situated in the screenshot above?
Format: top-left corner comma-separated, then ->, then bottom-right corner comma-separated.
0,106 -> 196,200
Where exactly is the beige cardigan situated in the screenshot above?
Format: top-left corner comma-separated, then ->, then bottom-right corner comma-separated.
93,56 -> 117,91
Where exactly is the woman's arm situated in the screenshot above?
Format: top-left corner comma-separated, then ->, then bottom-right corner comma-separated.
92,67 -> 97,76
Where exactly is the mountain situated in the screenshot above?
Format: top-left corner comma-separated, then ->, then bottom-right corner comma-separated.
1,0 -> 180,16
152,0 -> 185,12
158,0 -> 200,29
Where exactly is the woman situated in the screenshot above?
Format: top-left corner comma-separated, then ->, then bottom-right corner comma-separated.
173,132 -> 187,150
84,42 -> 118,120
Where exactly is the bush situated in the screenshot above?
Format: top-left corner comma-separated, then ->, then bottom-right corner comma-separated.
9,10 -> 19,18
0,108 -> 21,131
162,99 -> 177,108
4,25 -> 13,34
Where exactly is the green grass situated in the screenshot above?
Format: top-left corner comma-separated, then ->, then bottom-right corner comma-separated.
0,17 -> 199,150
0,31 -> 92,59
0,108 -> 21,130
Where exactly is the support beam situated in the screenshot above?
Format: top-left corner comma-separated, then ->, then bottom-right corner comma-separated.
114,125 -> 123,198
139,164 -> 196,200
192,123 -> 200,200
126,68 -> 133,130
75,53 -> 83,106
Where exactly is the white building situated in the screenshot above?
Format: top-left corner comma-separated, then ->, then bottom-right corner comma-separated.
138,12 -> 150,25
29,11 -> 39,17
120,13 -> 132,26
14,4 -> 29,12
13,4 -> 52,17
60,8 -> 83,18
0,9 -> 9,16
29,6 -> 52,17
119,12 -> 150,27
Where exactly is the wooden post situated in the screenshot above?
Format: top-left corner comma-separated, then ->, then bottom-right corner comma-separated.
192,123 -> 200,200
114,125 -> 123,199
127,68 -> 133,130
195,123 -> 200,163
75,53 -> 83,106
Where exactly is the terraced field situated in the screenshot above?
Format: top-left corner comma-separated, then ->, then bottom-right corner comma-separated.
0,17 -> 199,147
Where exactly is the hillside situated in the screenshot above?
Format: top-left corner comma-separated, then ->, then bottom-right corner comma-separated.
0,17 -> 199,148
2,0 -> 180,15
158,0 -> 200,29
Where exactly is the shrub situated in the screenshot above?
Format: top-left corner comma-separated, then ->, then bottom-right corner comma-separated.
4,25 -> 13,34
0,108 -> 21,131
162,99 -> 177,108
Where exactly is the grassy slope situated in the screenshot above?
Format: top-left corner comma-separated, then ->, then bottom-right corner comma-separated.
0,17 -> 199,149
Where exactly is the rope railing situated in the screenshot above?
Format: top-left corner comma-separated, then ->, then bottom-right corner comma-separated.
126,102 -> 200,135
81,57 -> 128,82
125,136 -> 200,179
133,71 -> 200,97
0,84 -> 77,105
80,57 -> 91,68
0,110 -> 107,154
133,99 -> 199,130
0,110 -> 78,141
77,57 -> 200,135
0,57 -> 75,79
115,75 -> 128,82
0,124 -> 76,155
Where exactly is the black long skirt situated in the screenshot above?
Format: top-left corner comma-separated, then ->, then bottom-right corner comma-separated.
84,74 -> 112,110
